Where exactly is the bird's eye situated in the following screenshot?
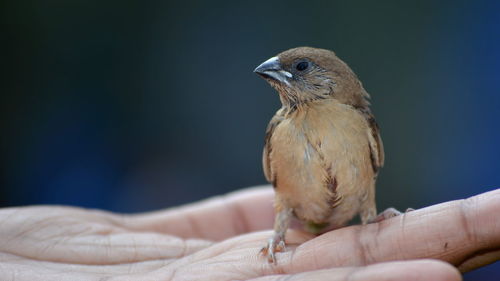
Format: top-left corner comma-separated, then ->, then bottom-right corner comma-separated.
296,61 -> 309,71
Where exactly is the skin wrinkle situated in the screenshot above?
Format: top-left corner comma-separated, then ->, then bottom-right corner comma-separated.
285,241 -> 299,275
107,261 -> 171,280
11,232 -> 193,266
187,236 -> 245,264
177,238 -> 188,259
459,199 -> 475,245
164,265 -> 178,281
273,235 -> 308,274
311,239 -> 321,272
8,216 -> 48,245
155,236 -> 188,260
2,227 -> 103,266
37,230 -> 72,263
43,222 -> 93,240
181,239 -> 213,258
97,232 -> 109,264
115,213 -> 142,232
453,194 -> 500,270
398,210 -> 435,261
126,260 -> 133,275
125,259 -> 177,275
184,212 -> 203,239
131,236 -> 138,265
26,216 -> 117,248
395,222 -> 408,261
345,267 -> 363,281
99,213 -> 132,230
354,227 -> 369,266
396,211 -> 411,261
152,260 -> 179,280
0,255 -> 164,276
360,225 -> 379,265
181,238 -> 213,258
356,223 -> 386,263
0,247 -> 56,266
372,217 -> 383,240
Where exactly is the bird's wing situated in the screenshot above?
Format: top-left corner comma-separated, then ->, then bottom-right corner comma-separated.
365,111 -> 385,175
262,111 -> 284,184
355,106 -> 385,175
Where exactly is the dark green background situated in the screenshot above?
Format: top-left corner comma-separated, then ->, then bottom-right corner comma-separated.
1,1 -> 499,279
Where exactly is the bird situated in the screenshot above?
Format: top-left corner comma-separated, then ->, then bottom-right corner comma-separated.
254,47 -> 403,264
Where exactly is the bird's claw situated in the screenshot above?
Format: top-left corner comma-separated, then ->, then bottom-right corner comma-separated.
369,207 -> 414,223
260,236 -> 285,264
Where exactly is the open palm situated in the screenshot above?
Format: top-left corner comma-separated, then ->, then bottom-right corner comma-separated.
0,186 -> 498,281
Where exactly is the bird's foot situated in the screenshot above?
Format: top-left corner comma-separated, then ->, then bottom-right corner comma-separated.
369,207 -> 414,223
260,234 -> 286,264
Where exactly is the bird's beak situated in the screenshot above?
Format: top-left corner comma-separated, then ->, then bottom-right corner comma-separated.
254,56 -> 292,86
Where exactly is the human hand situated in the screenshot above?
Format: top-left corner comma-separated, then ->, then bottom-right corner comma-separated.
0,186 -> 498,281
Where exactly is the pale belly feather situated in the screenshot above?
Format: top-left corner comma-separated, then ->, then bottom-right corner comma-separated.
269,101 -> 375,226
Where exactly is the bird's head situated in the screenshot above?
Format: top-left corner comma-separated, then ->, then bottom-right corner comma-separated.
254,47 -> 369,109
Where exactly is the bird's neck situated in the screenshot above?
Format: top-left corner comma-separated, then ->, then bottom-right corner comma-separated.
278,91 -> 327,115
279,98 -> 327,118
280,97 -> 371,120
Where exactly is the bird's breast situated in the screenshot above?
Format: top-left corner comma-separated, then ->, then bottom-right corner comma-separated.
270,101 -> 374,224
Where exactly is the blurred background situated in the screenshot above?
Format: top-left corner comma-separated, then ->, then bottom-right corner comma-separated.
1,0 -> 499,279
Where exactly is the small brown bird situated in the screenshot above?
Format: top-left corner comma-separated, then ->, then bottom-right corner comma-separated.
254,47 -> 403,264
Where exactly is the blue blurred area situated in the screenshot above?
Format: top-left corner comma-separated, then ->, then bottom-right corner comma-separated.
1,0 -> 499,279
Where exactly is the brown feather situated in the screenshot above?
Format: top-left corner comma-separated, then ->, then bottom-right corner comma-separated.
262,110 -> 284,185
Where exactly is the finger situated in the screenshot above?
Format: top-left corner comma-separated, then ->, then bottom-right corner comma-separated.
457,248 -> 500,272
248,259 -> 460,281
120,185 -> 275,240
286,188 -> 500,273
0,207 -> 213,264
0,252 -> 170,280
